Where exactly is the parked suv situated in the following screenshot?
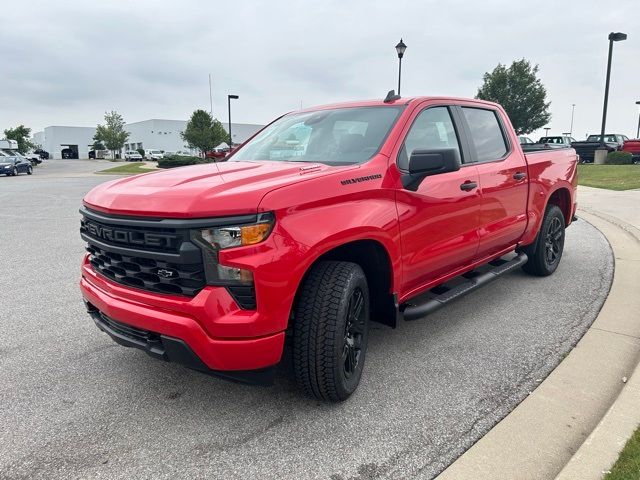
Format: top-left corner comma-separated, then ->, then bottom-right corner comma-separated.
80,95 -> 577,400
124,150 -> 143,161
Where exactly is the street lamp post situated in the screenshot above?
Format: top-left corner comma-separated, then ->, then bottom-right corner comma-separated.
395,39 -> 407,96
598,32 -> 627,146
227,94 -> 239,150
570,104 -> 576,137
636,101 -> 640,138
544,127 -> 551,136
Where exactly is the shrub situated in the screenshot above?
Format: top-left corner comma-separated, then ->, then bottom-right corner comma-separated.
158,154 -> 213,169
137,148 -> 145,157
605,151 -> 634,165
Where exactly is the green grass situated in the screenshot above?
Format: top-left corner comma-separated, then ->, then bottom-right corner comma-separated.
578,165 -> 640,190
604,427 -> 640,480
97,162 -> 154,175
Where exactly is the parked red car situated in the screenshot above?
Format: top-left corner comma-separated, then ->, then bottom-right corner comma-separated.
205,147 -> 234,160
622,139 -> 640,164
80,95 -> 578,400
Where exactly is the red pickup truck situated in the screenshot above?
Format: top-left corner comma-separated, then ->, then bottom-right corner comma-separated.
80,95 -> 578,401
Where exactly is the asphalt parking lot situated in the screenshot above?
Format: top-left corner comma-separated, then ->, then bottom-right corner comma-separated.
0,160 -> 614,480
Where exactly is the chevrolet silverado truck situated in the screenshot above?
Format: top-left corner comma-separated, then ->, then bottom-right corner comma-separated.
571,134 -> 628,163
80,94 -> 578,401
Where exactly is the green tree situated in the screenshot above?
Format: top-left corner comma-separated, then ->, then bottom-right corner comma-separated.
475,59 -> 551,135
91,131 -> 105,150
181,109 -> 228,156
96,111 -> 129,157
3,125 -> 34,154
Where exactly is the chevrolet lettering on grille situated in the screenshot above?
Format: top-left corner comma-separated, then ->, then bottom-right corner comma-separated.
82,219 -> 177,249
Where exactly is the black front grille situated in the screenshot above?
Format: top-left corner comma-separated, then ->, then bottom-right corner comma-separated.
87,244 -> 205,296
227,285 -> 257,310
80,208 -> 260,306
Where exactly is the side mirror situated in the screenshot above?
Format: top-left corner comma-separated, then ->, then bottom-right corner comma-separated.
402,147 -> 461,190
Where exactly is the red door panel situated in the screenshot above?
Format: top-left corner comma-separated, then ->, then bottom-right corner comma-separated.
396,166 -> 481,297
475,155 -> 528,259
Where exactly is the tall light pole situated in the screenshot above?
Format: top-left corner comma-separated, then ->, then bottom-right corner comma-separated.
227,94 -> 239,150
395,39 -> 407,96
599,32 -> 627,146
544,127 -> 551,136
636,101 -> 640,138
569,104 -> 576,137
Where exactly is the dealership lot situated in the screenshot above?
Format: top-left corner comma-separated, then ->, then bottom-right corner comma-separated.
0,161 -> 613,479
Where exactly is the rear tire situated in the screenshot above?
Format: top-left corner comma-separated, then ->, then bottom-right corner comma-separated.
27,166 -> 33,175
522,204 -> 565,276
293,261 -> 370,401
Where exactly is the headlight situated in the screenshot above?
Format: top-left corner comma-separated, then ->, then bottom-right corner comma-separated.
190,212 -> 275,285
198,214 -> 274,250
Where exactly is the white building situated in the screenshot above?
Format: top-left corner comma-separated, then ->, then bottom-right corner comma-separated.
33,120 -> 264,159
33,126 -> 97,160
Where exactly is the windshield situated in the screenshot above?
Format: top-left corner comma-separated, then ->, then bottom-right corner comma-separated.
150,150 -> 162,154
230,106 -> 404,166
539,137 -> 564,143
587,135 -> 617,142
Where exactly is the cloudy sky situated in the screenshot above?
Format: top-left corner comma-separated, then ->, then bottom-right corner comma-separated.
1,0 -> 638,139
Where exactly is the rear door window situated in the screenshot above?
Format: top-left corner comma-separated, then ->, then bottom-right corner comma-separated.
461,107 -> 508,162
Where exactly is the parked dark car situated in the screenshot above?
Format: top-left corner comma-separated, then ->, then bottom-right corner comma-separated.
34,148 -> 50,159
571,134 -> 628,163
0,154 -> 33,176
62,148 -> 79,159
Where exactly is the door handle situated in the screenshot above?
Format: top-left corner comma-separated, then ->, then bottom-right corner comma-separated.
513,172 -> 527,181
460,181 -> 478,191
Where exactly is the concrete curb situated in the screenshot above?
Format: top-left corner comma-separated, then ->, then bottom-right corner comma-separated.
435,209 -> 640,480
555,210 -> 640,479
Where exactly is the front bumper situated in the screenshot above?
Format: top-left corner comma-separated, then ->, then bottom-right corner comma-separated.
80,258 -> 285,379
86,304 -> 276,384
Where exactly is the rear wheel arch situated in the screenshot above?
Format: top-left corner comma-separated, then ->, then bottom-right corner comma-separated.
547,187 -> 572,226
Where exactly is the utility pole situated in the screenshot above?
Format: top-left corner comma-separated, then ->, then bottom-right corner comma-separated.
569,104 -> 575,137
208,74 -> 213,116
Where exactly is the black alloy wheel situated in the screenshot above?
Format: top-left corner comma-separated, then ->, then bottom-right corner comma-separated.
343,288 -> 366,379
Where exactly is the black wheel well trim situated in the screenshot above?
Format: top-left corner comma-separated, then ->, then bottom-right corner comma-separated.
518,193 -> 569,256
290,239 -> 399,329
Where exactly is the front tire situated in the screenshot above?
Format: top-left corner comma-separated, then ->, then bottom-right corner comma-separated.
27,166 -> 33,175
11,167 -> 18,176
522,204 -> 566,276
293,261 -> 370,401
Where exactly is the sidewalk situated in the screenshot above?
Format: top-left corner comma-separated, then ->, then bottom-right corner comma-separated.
436,186 -> 640,480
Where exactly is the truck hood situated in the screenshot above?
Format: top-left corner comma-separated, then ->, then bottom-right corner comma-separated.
83,160 -> 347,218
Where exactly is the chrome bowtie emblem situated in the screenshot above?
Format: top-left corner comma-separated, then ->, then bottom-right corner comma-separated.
156,268 -> 177,279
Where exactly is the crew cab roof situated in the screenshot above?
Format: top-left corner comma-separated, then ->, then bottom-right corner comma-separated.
295,96 -> 502,113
